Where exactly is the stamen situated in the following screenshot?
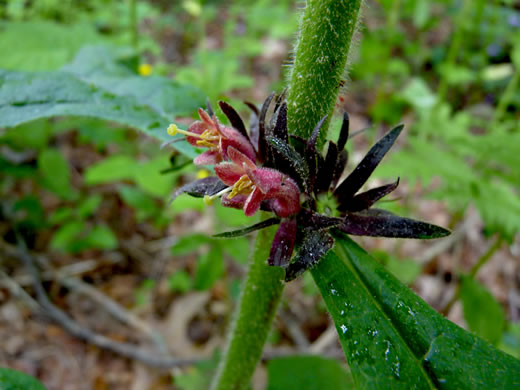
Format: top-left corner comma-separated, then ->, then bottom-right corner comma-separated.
204,186 -> 233,205
167,124 -> 211,139
229,175 -> 254,199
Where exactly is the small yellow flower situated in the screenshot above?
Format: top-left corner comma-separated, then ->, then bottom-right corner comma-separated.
138,63 -> 153,76
196,169 -> 210,179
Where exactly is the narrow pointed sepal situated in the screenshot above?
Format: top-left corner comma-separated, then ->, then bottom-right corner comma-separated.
338,209 -> 451,239
214,217 -> 281,238
334,125 -> 403,203
338,178 -> 400,212
268,219 -> 297,267
218,101 -> 250,141
266,136 -> 309,192
337,112 -> 350,152
315,141 -> 338,194
258,93 -> 275,162
284,229 -> 334,282
272,102 -> 288,143
170,177 -> 227,204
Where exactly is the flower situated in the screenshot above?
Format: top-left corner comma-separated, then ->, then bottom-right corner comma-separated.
138,64 -> 153,76
171,95 -> 450,282
167,108 -> 256,165
211,147 -> 300,217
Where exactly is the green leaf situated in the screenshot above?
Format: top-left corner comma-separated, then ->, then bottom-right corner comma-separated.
50,221 -> 117,253
0,21 -> 104,71
0,367 -> 46,390
460,275 -> 505,345
84,155 -> 137,185
220,237 -> 251,264
85,155 -> 176,197
0,66 -> 201,157
168,270 -> 193,294
194,249 -> 224,291
77,195 -> 103,219
133,156 -> 175,197
64,46 -> 207,122
171,234 -> 214,256
50,221 -> 85,253
118,186 -> 160,222
38,148 -> 76,200
311,233 -> 520,389
266,355 -> 354,390
84,225 -> 118,250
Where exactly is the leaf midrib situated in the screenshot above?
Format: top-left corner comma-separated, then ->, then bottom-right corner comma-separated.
333,241 -> 437,389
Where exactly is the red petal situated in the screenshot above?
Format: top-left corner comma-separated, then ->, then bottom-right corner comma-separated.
186,121 -> 209,146
244,187 -> 265,216
227,147 -> 257,171
194,150 -> 222,165
198,108 -> 214,127
221,193 -> 247,209
267,177 -> 301,217
214,162 -> 244,185
250,168 -> 283,193
220,126 -> 257,162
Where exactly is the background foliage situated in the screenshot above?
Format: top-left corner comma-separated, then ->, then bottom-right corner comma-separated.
0,0 -> 519,389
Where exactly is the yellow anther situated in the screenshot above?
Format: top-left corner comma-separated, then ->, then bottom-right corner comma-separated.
229,175 -> 254,199
196,139 -> 216,148
196,169 -> 210,179
167,124 -> 179,136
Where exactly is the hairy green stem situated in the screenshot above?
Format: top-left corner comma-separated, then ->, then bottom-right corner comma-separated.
211,1 -> 363,388
211,223 -> 284,390
287,0 -> 363,143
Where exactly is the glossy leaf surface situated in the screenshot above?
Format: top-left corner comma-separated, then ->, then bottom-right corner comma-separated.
0,56 -> 204,157
266,355 -> 354,390
311,233 -> 520,389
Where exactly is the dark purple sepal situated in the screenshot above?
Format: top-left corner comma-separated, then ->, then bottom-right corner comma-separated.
297,210 -> 342,230
315,141 -> 339,194
338,178 -> 400,212
206,99 -> 214,118
244,101 -> 259,115
334,124 -> 403,203
218,101 -> 249,140
331,149 -> 348,190
266,136 -> 309,192
170,177 -> 227,204
268,219 -> 297,267
306,115 -> 328,191
258,93 -> 275,162
338,208 -> 451,239
214,217 -> 281,238
245,102 -> 260,154
272,102 -> 288,142
284,228 -> 334,282
337,112 -> 350,152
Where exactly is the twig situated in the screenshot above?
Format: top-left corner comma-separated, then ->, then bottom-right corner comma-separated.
0,270 -> 41,311
278,309 -> 310,351
59,276 -> 157,339
13,231 -> 198,369
308,324 -> 338,354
